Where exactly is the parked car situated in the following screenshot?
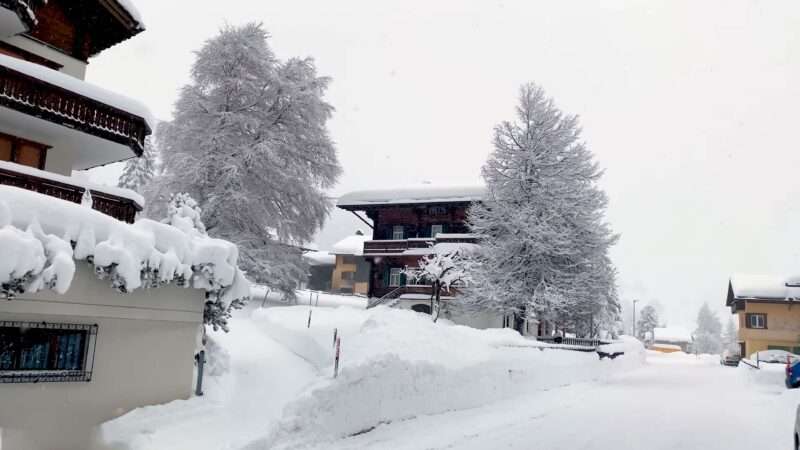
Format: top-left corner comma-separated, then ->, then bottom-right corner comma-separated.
719,350 -> 741,366
787,359 -> 800,389
751,349 -> 800,364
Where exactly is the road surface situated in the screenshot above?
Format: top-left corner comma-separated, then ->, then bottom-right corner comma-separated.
316,352 -> 800,450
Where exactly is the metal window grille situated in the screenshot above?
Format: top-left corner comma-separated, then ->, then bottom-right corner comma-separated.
0,321 -> 98,383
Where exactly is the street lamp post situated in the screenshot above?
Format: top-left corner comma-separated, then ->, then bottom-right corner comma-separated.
632,299 -> 639,339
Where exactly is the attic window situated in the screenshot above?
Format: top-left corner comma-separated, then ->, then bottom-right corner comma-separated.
429,206 -> 447,215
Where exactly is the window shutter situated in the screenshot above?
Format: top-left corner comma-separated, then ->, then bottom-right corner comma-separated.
763,314 -> 768,329
382,266 -> 389,287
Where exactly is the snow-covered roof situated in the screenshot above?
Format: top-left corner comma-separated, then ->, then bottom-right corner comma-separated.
653,327 -> 692,344
337,185 -> 485,209
0,186 -> 249,310
115,0 -> 145,28
0,160 -> 144,206
303,251 -> 335,266
0,53 -> 154,129
728,274 -> 800,300
332,232 -> 370,256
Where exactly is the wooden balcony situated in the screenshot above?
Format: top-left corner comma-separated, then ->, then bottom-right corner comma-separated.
363,234 -> 478,256
0,62 -> 149,155
0,165 -> 141,223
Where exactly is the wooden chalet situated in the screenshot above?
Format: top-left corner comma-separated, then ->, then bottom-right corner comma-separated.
337,186 -> 483,311
0,0 -> 149,223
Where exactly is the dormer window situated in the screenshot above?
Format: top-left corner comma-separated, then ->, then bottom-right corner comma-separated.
0,133 -> 48,170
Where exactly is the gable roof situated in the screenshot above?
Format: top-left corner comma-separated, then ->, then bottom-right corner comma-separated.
337,185 -> 485,210
726,274 -> 800,306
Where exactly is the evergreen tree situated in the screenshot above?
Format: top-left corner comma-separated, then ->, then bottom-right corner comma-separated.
148,23 -> 341,299
118,136 -> 157,192
694,302 -> 723,354
722,317 -> 738,353
465,83 -> 618,336
637,304 -> 659,340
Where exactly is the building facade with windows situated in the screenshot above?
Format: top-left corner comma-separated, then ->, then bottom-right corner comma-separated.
0,3 -> 248,450
337,186 -> 505,328
330,230 -> 370,295
726,275 -> 800,357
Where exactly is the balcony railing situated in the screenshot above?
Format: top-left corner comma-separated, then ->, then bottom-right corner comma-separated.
363,234 -> 478,256
0,63 -> 149,155
0,165 -> 141,223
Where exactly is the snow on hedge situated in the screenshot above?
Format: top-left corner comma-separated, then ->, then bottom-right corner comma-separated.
0,186 -> 249,329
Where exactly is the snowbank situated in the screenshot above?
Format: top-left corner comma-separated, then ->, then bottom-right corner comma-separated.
100,303 -> 642,450
246,307 -> 644,448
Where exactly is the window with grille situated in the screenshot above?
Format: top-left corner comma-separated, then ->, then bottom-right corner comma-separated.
0,321 -> 98,383
392,225 -> 404,240
389,268 -> 403,287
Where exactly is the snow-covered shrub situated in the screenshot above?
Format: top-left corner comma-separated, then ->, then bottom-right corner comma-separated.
0,186 -> 250,331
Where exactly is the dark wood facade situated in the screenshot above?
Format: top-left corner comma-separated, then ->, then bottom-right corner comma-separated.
340,201 -> 477,299
0,164 -> 141,223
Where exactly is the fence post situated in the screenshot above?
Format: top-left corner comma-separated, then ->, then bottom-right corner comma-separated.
334,337 -> 341,378
333,328 -> 338,348
307,309 -> 312,328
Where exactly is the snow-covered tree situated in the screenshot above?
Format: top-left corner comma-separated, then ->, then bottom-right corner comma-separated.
637,304 -> 659,340
694,302 -> 722,354
405,246 -> 474,323
722,317 -> 738,353
464,83 -> 618,336
118,136 -> 157,192
148,23 -> 340,299
164,192 -> 207,236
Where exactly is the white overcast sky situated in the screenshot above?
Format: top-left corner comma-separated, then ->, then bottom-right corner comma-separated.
86,0 -> 800,329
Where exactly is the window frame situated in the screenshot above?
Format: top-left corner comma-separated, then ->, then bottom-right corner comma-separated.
745,313 -> 767,329
0,131 -> 50,170
392,225 -> 404,240
389,268 -> 403,287
430,224 -> 444,237
0,321 -> 98,383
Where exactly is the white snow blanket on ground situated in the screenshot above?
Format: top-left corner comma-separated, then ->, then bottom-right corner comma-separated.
99,302 -> 643,450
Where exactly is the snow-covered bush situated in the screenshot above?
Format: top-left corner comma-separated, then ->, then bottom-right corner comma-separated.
0,186 -> 250,331
404,245 -> 475,322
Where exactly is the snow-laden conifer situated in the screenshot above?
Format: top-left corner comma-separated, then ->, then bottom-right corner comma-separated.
149,23 -> 341,299
465,83 -> 618,335
118,136 -> 156,192
693,302 -> 722,354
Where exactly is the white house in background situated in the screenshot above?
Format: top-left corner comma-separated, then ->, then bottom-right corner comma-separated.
0,3 -> 249,450
650,327 -> 693,353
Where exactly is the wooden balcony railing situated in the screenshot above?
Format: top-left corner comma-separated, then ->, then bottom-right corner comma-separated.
0,63 -> 149,155
0,166 -> 141,223
364,234 -> 478,256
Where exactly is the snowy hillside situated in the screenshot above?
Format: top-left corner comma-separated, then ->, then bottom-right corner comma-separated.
99,299 -> 643,450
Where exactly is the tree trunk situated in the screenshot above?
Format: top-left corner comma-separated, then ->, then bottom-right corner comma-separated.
514,304 -> 527,335
432,281 -> 441,323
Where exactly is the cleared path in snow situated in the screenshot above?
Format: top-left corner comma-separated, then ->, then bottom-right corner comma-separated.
314,352 -> 800,450
100,304 -> 319,450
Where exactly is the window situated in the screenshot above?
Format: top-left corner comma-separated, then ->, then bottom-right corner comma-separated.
389,268 -> 403,286
429,206 -> 447,216
431,224 -> 444,237
0,321 -> 97,383
392,225 -> 404,240
746,313 -> 766,329
0,133 -> 49,170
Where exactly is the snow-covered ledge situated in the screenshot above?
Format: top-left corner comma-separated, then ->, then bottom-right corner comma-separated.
0,185 -> 250,330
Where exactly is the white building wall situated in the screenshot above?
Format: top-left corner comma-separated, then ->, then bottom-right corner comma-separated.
1,35 -> 88,79
0,265 -> 205,450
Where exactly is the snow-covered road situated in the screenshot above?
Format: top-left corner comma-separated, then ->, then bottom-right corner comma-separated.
313,353 -> 800,450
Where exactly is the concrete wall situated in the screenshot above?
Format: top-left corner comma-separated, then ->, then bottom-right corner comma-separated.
736,302 -> 800,356
0,265 -> 205,450
2,35 -> 88,79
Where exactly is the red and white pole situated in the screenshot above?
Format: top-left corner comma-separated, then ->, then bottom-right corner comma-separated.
334,337 -> 341,378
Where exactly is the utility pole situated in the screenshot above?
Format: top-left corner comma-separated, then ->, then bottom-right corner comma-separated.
632,299 -> 639,339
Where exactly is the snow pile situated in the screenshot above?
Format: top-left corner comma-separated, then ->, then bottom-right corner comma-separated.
303,251 -> 335,266
245,307 -> 644,448
331,231 -> 369,256
729,274 -> 800,300
0,186 -> 249,324
653,326 -> 693,343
